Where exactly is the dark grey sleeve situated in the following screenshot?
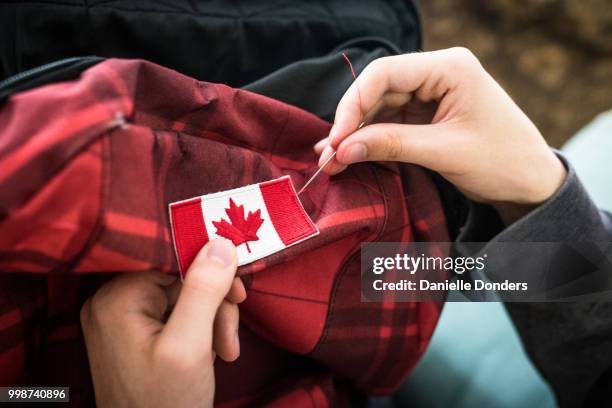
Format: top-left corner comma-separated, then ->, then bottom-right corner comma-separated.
457,152 -> 612,408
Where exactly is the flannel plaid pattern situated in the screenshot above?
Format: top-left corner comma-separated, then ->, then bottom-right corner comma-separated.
0,59 -> 449,407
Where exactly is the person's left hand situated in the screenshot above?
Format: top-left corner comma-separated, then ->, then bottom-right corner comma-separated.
80,239 -> 246,408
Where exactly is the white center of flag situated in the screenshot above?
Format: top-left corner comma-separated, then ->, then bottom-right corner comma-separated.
202,185 -> 285,264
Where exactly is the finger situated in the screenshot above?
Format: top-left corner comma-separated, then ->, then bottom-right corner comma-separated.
226,277 -> 247,304
135,272 -> 178,321
81,271 -> 177,339
329,48 -> 473,149
317,95 -> 404,176
318,144 -> 347,176
161,239 -> 238,356
165,278 -> 182,307
335,122 -> 455,172
150,270 -> 180,287
104,271 -> 177,320
315,93 -> 410,162
360,92 -> 413,126
313,137 -> 328,154
213,301 -> 240,362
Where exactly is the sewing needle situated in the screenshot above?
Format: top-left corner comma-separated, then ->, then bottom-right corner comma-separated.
297,151 -> 336,196
297,120 -> 366,196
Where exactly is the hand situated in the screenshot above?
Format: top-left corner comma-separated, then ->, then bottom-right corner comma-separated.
80,239 -> 246,408
316,47 -> 566,224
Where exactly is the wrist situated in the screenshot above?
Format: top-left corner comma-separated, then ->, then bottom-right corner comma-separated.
494,153 -> 567,226
523,153 -> 567,205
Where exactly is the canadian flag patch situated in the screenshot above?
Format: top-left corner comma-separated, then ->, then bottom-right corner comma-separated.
169,176 -> 319,278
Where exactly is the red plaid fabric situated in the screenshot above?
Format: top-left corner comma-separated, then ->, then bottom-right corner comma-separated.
0,59 -> 449,406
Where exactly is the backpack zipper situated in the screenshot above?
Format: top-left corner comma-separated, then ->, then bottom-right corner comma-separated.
0,57 -> 96,90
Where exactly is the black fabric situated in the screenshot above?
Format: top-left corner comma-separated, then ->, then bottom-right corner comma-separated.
430,172 -> 469,242
244,39 -> 397,122
0,56 -> 103,103
0,0 -> 421,84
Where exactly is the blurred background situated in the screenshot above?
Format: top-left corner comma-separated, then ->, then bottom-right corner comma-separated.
420,0 -> 612,147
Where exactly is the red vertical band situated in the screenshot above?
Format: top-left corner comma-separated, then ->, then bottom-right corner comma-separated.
169,197 -> 209,277
259,177 -> 317,245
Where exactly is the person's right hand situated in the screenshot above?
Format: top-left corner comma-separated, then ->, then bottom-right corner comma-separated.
316,47 -> 566,224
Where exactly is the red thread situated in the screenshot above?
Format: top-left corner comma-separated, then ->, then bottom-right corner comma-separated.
342,52 -> 363,121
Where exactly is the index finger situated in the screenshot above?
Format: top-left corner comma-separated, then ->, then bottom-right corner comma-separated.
328,49 -> 465,149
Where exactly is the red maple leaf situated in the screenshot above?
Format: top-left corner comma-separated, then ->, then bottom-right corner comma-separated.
212,198 -> 264,253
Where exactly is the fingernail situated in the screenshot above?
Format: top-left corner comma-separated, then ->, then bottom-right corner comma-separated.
205,239 -> 235,267
318,146 -> 332,167
327,127 -> 337,147
341,143 -> 367,164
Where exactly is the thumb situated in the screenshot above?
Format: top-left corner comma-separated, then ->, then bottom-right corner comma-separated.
161,239 -> 237,357
334,122 -> 453,172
